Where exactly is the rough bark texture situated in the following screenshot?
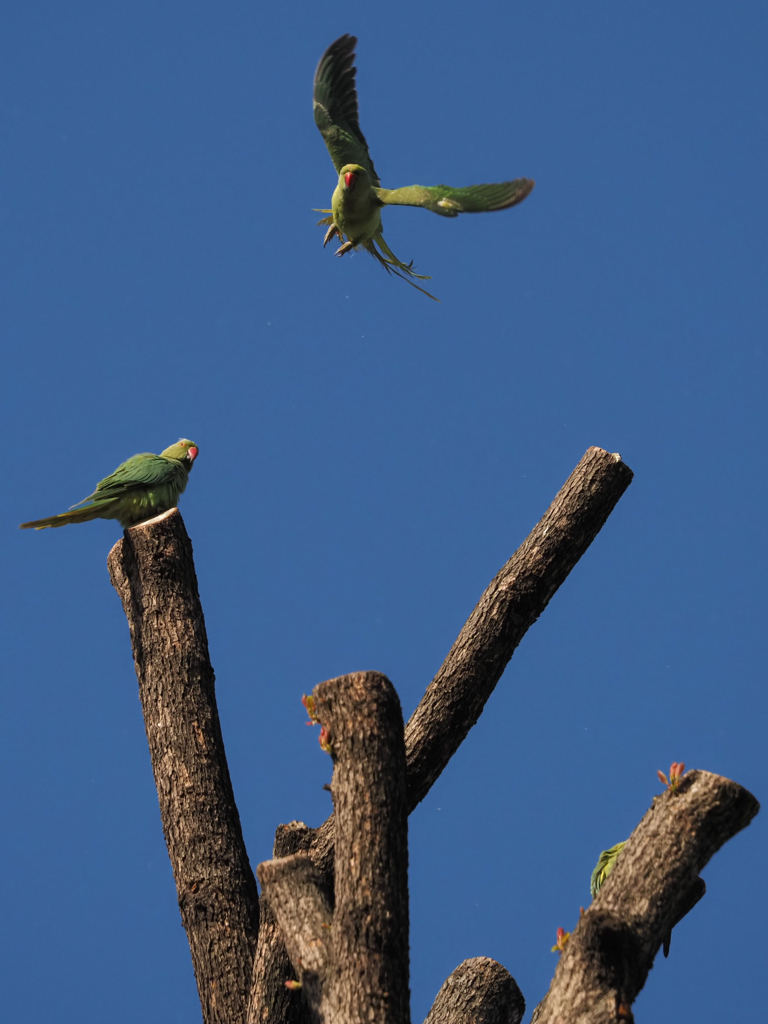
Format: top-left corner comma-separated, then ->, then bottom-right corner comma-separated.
424,958 -> 525,1024
314,671 -> 411,1024
107,508 -> 259,1024
257,853 -> 333,1021
535,770 -> 759,1024
102,459 -> 759,1024
404,446 -> 633,811
255,447 -> 634,1012
248,824 -> 316,1024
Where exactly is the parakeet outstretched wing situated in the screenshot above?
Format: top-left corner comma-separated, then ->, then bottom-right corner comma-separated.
313,34 -> 379,182
375,179 -> 535,218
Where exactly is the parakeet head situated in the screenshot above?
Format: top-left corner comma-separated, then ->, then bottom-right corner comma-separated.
339,163 -> 369,192
161,439 -> 199,466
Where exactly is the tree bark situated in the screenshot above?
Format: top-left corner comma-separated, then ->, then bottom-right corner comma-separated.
314,671 -> 411,1024
256,853 -> 333,1021
258,673 -> 410,1024
252,447 -> 634,1015
248,824 -> 316,1024
535,770 -> 759,1024
307,447 -> 633,878
108,508 -> 259,1024
424,958 -> 525,1024
404,446 -> 634,811
103,459 -> 758,1024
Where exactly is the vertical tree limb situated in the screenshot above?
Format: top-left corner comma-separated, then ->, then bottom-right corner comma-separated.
248,824 -> 316,1024
315,671 -> 410,1024
256,853 -> 333,1020
108,509 -> 259,1024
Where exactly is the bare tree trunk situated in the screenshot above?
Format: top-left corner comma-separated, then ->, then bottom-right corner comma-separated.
108,509 -> 259,1024
259,672 -> 410,1024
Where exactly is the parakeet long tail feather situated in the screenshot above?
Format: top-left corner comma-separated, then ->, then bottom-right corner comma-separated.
369,233 -> 440,301
20,502 -> 117,530
368,250 -> 440,301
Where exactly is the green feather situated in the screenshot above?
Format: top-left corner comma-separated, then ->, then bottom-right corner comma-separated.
20,439 -> 199,531
313,35 -> 534,298
313,34 -> 379,181
375,180 -> 535,217
590,841 -> 627,899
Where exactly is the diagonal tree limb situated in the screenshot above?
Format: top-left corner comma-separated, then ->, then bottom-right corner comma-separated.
424,957 -> 526,1024
404,445 -> 633,811
108,509 -> 259,1024
310,447 -> 633,875
534,770 -> 759,1024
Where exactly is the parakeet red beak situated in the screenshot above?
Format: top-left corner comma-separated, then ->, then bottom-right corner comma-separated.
344,171 -> 356,190
188,447 -> 198,461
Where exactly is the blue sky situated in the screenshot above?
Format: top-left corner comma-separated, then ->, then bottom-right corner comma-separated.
2,3 -> 766,1021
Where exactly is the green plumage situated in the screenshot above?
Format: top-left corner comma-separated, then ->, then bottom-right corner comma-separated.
590,841 -> 627,899
313,36 -> 379,183
313,35 -> 534,299
590,838 -> 673,956
20,439 -> 199,531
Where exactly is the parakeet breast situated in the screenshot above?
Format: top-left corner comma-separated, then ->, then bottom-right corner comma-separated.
332,184 -> 382,246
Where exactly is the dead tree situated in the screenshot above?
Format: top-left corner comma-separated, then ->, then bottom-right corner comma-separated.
106,447 -> 758,1024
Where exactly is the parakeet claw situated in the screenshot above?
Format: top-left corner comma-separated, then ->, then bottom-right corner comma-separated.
335,240 -> 354,257
323,224 -> 340,248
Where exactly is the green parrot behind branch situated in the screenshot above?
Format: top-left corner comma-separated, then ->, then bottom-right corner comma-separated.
20,439 -> 199,531
313,34 -> 534,300
590,838 -> 673,957
590,841 -> 627,899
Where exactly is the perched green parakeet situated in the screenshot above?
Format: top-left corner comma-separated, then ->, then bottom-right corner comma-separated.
20,439 -> 199,531
590,841 -> 627,899
590,838 -> 674,957
314,34 -> 534,300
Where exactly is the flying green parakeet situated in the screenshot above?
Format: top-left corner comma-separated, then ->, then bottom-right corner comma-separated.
313,34 -> 534,300
590,841 -> 627,899
20,439 -> 199,531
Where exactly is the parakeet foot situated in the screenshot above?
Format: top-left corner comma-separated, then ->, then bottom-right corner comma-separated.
335,240 -> 354,257
323,224 -> 340,247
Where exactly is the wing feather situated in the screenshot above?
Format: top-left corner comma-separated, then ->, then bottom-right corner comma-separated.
313,35 -> 379,182
72,454 -> 183,507
375,178 -> 534,217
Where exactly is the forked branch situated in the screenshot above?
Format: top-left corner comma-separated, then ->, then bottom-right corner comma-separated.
252,447 -> 634,1019
311,446 -> 633,871
108,448 -> 637,1024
